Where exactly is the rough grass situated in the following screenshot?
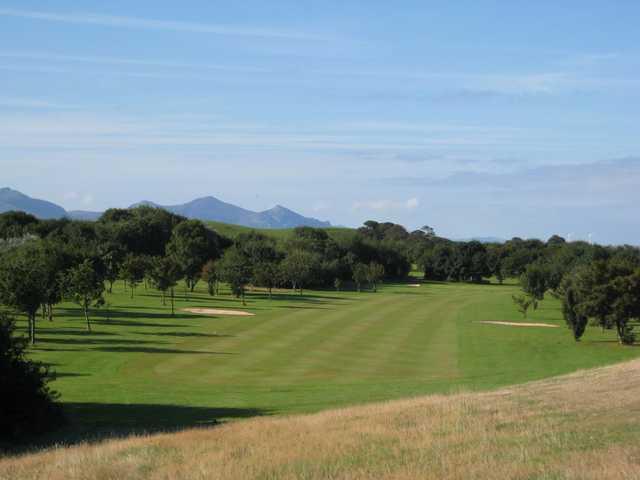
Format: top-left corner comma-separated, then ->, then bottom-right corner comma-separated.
3,358 -> 640,479
8,278 -> 639,446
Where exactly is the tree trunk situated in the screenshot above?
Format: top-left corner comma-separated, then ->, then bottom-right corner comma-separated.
29,313 -> 36,345
171,288 -> 175,316
162,291 -> 166,306
84,304 -> 91,332
241,289 -> 246,306
48,303 -> 54,321
131,285 -> 134,299
268,287 -> 272,300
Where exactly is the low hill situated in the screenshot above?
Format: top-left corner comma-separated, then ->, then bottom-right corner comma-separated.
2,359 -> 638,479
0,188 -> 66,219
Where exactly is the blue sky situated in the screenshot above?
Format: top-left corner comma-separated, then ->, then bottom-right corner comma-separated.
1,1 -> 639,243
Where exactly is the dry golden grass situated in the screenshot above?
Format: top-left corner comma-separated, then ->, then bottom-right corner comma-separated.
3,359 -> 640,480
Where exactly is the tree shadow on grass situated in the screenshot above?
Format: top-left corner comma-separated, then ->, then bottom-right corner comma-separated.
8,403 -> 268,453
38,337 -> 166,346
37,329 -> 119,336
56,307 -> 195,322
92,319 -> 192,328
134,331 -> 235,338
93,346 -> 235,354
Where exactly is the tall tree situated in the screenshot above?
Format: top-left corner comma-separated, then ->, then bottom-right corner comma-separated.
201,260 -> 219,296
218,246 -> 253,305
148,256 -> 182,315
0,243 -> 47,344
63,259 -> 106,332
167,220 -> 221,292
119,254 -> 146,299
0,312 -> 63,440
352,263 -> 369,292
253,260 -> 280,299
561,277 -> 588,341
280,250 -> 318,295
366,262 -> 385,292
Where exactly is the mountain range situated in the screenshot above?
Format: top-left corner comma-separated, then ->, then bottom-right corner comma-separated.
0,188 -> 331,229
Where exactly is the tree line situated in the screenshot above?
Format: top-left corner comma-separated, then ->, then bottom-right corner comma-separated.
0,210 -> 409,345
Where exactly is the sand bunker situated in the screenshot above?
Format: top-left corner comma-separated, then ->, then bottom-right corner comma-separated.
407,284 -> 422,287
182,308 -> 255,317
477,321 -> 558,328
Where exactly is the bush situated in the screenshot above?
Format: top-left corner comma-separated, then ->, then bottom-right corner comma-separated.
0,313 -> 63,443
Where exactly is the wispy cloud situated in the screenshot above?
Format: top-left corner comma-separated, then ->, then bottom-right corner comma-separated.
0,51 -> 269,73
0,7 -> 327,41
0,97 -> 76,109
353,198 -> 419,212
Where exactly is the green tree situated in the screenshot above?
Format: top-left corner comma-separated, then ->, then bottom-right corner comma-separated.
280,250 -> 318,295
560,275 -> 588,341
253,260 -> 280,299
148,256 -> 182,316
201,260 -> 219,296
0,312 -> 63,441
512,294 -> 534,318
520,262 -> 548,309
63,259 -> 105,332
0,243 -> 47,344
167,220 -> 220,293
120,254 -> 146,299
352,263 -> 369,292
218,246 -> 253,305
366,262 -> 385,292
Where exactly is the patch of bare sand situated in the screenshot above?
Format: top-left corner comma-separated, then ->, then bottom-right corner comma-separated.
407,284 -> 422,287
182,308 -> 255,317
477,320 -> 558,328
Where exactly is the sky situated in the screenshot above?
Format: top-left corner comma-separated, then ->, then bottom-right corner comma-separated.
1,1 -> 639,244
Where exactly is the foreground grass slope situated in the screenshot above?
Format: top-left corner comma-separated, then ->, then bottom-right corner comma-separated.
10,278 -> 639,445
3,358 -> 640,479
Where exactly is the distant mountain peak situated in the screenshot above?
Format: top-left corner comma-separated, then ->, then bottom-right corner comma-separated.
0,188 -> 332,229
0,187 -> 67,219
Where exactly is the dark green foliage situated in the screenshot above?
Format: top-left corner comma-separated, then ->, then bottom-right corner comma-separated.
218,246 -> 253,305
0,313 -> 63,442
280,249 -> 319,295
561,278 -> 588,341
167,219 -> 223,292
0,211 -> 39,239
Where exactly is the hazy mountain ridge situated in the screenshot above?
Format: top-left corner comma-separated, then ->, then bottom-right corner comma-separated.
0,188 -> 331,229
0,187 -> 67,219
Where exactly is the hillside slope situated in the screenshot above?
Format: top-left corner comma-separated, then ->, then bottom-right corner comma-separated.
131,197 -> 331,228
0,187 -> 66,219
2,359 -> 640,479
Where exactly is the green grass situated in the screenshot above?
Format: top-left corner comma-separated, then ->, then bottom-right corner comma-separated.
15,278 -> 640,445
206,221 -> 356,242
